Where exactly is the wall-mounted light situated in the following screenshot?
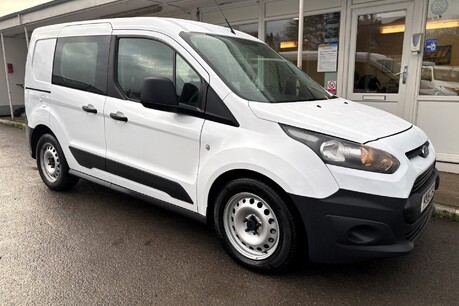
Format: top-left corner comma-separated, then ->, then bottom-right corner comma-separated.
426,19 -> 459,30
280,41 -> 297,49
380,19 -> 459,34
380,24 -> 405,34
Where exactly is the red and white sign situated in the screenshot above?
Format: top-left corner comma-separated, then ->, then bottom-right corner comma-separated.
327,80 -> 337,95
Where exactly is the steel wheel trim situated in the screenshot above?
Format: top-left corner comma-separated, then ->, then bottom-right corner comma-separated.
223,192 -> 280,260
40,143 -> 61,183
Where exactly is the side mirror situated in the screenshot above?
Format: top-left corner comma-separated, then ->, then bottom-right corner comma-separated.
140,77 -> 178,111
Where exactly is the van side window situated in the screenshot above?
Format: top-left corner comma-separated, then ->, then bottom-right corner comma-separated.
176,54 -> 202,108
117,38 -> 203,109
117,38 -> 174,100
52,36 -> 110,95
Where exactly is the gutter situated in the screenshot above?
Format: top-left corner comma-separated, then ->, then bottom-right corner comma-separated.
0,0 -> 74,23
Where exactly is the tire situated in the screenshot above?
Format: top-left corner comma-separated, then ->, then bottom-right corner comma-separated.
214,178 -> 300,273
36,134 -> 79,191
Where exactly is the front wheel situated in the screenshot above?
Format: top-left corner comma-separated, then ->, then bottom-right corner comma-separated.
214,178 -> 300,273
36,134 -> 79,191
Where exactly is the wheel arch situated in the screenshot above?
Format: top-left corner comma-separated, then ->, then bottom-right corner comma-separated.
30,124 -> 56,159
206,169 -> 307,245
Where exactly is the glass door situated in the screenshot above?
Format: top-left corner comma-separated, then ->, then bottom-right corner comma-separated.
347,3 -> 415,115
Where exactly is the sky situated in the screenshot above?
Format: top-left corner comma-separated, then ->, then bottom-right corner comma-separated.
0,0 -> 54,18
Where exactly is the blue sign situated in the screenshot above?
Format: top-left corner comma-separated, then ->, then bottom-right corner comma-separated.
425,39 -> 438,52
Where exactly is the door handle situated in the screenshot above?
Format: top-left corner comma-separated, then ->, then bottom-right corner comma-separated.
110,112 -> 128,122
82,104 -> 97,114
395,66 -> 408,84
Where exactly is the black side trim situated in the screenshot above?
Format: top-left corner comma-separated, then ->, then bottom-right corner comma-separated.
106,159 -> 193,204
69,169 -> 205,223
111,182 -> 202,222
69,146 -> 193,204
25,87 -> 51,94
69,146 -> 106,171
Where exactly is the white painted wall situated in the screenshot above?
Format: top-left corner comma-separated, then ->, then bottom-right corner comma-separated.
0,37 -> 28,116
416,101 -> 459,163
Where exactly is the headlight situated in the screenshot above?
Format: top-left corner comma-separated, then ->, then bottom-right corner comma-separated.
281,124 -> 400,174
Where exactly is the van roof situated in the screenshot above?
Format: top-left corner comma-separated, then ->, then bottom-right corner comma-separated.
31,17 -> 258,41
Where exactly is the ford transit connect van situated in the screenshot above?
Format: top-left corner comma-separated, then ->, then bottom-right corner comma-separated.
25,18 -> 439,273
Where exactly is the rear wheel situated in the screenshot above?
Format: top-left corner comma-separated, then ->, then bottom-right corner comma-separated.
36,134 -> 79,191
214,178 -> 299,273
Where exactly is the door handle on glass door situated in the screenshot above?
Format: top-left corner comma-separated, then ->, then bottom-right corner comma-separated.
394,66 -> 408,84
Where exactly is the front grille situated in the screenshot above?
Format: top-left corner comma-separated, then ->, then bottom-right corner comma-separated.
406,141 -> 429,159
411,163 -> 435,194
405,205 -> 433,241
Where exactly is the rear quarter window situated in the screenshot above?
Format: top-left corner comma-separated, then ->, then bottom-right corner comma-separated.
32,39 -> 56,83
52,36 -> 110,95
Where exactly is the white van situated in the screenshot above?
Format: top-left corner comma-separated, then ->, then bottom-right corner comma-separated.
421,65 -> 459,96
25,18 -> 439,273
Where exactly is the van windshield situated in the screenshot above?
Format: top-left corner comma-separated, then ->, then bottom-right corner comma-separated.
181,32 -> 333,103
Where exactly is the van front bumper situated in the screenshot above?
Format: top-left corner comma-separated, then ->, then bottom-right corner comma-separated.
290,168 -> 439,263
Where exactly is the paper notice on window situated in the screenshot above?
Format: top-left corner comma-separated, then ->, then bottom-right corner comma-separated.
317,42 -> 338,72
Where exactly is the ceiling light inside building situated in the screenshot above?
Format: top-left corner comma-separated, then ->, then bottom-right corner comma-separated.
380,19 -> 459,34
280,41 -> 297,49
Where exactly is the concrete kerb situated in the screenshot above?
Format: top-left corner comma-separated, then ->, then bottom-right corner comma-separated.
0,118 -> 25,129
434,203 -> 459,222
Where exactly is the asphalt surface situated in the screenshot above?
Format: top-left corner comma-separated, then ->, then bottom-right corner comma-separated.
1,124 -> 458,305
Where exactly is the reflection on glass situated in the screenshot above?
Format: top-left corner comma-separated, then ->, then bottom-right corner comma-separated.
353,11 -> 405,94
420,0 -> 459,96
175,55 -> 202,108
185,33 -> 332,103
266,19 -> 298,52
117,38 -> 174,100
232,23 -> 258,38
61,42 -> 98,86
265,13 -> 340,88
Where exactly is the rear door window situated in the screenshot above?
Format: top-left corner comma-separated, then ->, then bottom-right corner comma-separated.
52,36 -> 110,95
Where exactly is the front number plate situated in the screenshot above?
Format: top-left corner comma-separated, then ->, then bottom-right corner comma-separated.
421,182 -> 435,213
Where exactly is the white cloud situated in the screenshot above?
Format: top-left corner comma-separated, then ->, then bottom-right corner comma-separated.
0,0 -> 54,18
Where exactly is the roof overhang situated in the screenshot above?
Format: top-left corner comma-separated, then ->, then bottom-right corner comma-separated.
0,0 -> 253,38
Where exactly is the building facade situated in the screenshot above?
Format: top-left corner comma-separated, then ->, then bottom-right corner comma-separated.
0,0 -> 458,173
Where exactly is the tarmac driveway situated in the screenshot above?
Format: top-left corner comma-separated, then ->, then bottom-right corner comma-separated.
1,124 -> 458,305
